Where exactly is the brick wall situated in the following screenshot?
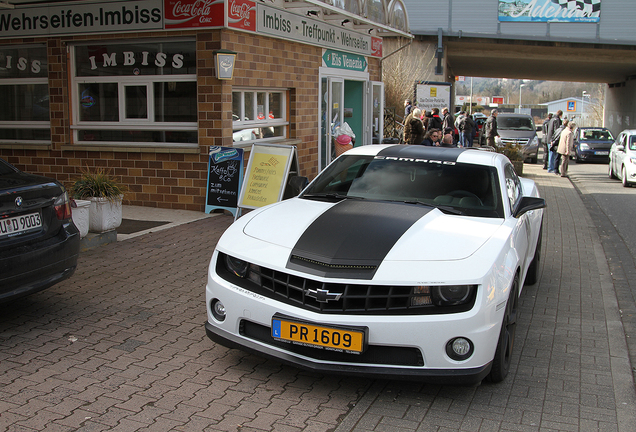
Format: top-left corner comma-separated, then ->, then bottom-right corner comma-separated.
0,29 -> 381,212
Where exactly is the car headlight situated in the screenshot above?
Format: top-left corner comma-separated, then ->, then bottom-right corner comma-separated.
411,285 -> 476,307
530,136 -> 538,146
579,143 -> 590,151
222,254 -> 261,285
629,157 -> 636,165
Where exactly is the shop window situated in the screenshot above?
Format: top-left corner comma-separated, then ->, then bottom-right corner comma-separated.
0,45 -> 50,144
71,40 -> 197,147
232,89 -> 288,145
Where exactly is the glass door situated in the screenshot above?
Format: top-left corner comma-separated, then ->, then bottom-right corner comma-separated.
320,76 -> 344,170
367,81 -> 384,144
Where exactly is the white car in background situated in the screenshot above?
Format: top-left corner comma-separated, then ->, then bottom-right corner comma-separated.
205,145 -> 545,384
609,129 -> 636,187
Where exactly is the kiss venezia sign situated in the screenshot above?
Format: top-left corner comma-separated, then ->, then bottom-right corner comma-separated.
0,0 -> 381,57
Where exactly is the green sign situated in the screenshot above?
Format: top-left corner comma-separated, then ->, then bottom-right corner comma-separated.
322,50 -> 367,72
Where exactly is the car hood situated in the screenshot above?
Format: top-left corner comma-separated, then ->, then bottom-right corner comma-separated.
242,198 -> 503,267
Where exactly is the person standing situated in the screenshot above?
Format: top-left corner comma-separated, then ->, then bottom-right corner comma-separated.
541,113 -> 553,169
547,110 -> 563,173
404,100 -> 413,117
405,109 -> 424,145
485,109 -> 499,147
461,114 -> 475,148
442,107 -> 455,136
428,108 -> 443,131
403,108 -> 421,144
548,119 -> 568,174
557,122 -> 576,177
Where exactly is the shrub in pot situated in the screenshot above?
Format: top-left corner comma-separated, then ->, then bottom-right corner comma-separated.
69,167 -> 127,233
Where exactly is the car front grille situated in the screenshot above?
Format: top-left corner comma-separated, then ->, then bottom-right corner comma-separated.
240,319 -> 425,367
216,254 -> 476,315
501,138 -> 529,146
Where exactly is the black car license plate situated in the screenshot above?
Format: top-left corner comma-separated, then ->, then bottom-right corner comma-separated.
271,314 -> 367,354
0,212 -> 42,238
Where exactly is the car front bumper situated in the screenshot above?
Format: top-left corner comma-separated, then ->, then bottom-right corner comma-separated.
577,149 -> 610,162
0,222 -> 80,303
205,267 -> 502,385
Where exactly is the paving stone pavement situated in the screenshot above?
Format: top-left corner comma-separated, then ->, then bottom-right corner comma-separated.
1,164 -> 635,432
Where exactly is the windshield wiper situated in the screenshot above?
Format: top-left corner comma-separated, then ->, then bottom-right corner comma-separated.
302,193 -> 366,202
434,205 -> 464,215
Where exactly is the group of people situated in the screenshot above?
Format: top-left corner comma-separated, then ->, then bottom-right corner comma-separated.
542,109 -> 576,177
402,100 -> 480,148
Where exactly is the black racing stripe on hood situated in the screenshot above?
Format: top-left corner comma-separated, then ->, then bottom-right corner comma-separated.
287,199 -> 433,279
377,145 -> 469,163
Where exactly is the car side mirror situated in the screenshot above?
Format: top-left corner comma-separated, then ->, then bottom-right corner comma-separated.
514,196 -> 546,218
617,144 -> 625,152
536,126 -> 541,132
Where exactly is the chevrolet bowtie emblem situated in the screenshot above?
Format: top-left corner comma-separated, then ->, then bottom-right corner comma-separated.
306,288 -> 342,303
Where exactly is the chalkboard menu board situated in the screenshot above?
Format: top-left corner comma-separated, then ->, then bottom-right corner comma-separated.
205,147 -> 244,216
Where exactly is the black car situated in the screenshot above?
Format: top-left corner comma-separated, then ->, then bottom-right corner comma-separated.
0,158 -> 80,303
574,127 -> 614,162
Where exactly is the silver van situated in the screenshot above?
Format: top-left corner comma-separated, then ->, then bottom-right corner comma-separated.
496,114 -> 540,164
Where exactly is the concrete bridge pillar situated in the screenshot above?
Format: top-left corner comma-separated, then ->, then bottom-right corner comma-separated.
605,80 -> 636,137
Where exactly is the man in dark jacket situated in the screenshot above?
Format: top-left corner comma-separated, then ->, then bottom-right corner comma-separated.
546,110 -> 563,173
541,113 -> 553,169
428,108 -> 443,131
485,109 -> 499,147
460,114 -> 475,147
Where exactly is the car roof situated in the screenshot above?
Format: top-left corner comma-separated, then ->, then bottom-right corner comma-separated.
497,113 -> 532,118
342,144 -> 504,167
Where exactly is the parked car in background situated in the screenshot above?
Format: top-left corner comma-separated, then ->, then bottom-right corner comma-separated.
496,114 -> 540,163
609,129 -> 636,187
205,145 -> 545,385
0,158 -> 80,303
474,117 -> 486,146
574,127 -> 614,162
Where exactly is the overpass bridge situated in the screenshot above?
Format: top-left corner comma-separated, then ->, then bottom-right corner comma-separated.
402,0 -> 636,136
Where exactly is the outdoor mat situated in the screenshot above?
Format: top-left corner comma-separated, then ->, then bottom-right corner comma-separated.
117,219 -> 170,234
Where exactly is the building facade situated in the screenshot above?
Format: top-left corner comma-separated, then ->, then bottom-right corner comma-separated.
0,0 -> 409,211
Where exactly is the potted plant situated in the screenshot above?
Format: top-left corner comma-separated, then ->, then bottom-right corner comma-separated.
69,166 -> 127,233
495,139 -> 524,176
70,198 -> 90,238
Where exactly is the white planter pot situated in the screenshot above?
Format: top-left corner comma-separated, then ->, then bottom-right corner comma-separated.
71,199 -> 90,238
88,195 -> 123,233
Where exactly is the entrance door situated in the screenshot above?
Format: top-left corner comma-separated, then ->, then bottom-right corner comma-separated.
368,81 -> 384,144
320,76 -> 344,170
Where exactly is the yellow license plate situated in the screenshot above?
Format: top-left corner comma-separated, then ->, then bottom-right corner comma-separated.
271,314 -> 367,354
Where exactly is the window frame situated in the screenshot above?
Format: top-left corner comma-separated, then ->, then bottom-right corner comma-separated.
0,44 -> 50,145
69,40 -> 198,148
232,88 -> 289,147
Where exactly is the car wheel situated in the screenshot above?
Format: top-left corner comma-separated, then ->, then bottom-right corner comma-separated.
487,273 -> 519,383
524,225 -> 542,286
622,166 -> 630,187
609,162 -> 617,179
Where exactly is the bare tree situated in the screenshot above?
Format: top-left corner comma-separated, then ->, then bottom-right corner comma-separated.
382,38 -> 435,120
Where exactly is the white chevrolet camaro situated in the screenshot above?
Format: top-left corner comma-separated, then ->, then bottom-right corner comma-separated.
205,145 -> 545,384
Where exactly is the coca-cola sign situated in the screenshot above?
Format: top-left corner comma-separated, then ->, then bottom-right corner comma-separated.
371,37 -> 382,58
228,0 -> 256,31
164,0 -> 224,29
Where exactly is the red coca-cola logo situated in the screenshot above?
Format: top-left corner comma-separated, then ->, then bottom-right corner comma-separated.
228,0 -> 255,31
172,0 -> 212,17
371,37 -> 382,57
165,0 -> 223,28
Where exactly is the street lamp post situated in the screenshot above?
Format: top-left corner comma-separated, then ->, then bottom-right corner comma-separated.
519,83 -> 526,111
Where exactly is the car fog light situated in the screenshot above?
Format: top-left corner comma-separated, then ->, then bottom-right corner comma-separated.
211,299 -> 226,321
446,337 -> 473,361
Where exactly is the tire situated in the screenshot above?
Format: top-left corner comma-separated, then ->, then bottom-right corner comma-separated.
487,273 -> 519,383
609,162 -> 617,179
622,166 -> 630,187
524,225 -> 542,286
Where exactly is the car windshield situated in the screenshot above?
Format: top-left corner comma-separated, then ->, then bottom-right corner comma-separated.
498,117 -> 534,130
302,154 -> 504,218
581,129 -> 613,141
